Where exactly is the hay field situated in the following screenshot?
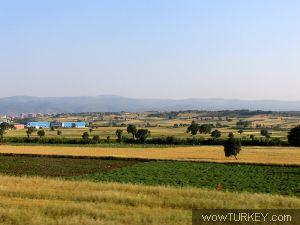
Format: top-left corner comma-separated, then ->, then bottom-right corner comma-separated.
0,175 -> 299,225
0,145 -> 299,165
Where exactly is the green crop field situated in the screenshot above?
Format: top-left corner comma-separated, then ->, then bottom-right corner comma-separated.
0,155 -> 299,196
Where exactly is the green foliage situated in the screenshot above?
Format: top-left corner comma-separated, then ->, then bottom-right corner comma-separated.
115,129 -> 123,142
127,124 -> 137,139
288,125 -> 300,146
186,121 -> 199,136
82,161 -> 300,196
37,130 -> 45,138
26,127 -> 37,138
92,135 -> 100,143
211,130 -> 221,139
236,120 -> 252,128
57,130 -> 62,136
135,129 -> 151,143
0,122 -> 14,141
82,132 -> 89,140
261,129 -> 270,138
199,124 -> 213,134
223,138 -> 242,159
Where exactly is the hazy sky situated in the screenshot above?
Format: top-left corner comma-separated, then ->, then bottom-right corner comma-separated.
0,0 -> 299,100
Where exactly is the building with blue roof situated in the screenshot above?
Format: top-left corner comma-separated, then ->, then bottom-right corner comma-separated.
62,122 -> 86,128
27,122 -> 50,128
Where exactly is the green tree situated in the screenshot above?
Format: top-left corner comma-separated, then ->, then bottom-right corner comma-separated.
37,130 -> 45,138
260,129 -> 270,137
135,129 -> 151,143
186,121 -> 199,136
199,124 -> 213,134
115,129 -> 123,142
82,132 -> 89,140
0,122 -> 14,141
92,135 -> 100,143
211,130 -> 221,139
288,126 -> 300,146
250,134 -> 255,140
26,127 -> 37,138
223,138 -> 242,160
127,124 -> 137,139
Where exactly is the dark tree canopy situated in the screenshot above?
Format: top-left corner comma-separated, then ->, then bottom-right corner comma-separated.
223,138 -> 242,160
127,124 -> 137,139
82,132 -> 89,140
135,129 -> 151,143
211,130 -> 221,139
115,129 -> 123,142
288,126 -> 300,147
186,121 -> 199,136
199,124 -> 213,134
37,130 -> 45,138
260,129 -> 270,137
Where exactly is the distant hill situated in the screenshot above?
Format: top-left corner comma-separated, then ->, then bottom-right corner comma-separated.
0,95 -> 300,114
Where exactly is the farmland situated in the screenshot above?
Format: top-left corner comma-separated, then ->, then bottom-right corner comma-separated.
0,144 -> 299,165
5,112 -> 300,142
0,155 -> 298,196
0,176 -> 299,225
1,111 -> 300,224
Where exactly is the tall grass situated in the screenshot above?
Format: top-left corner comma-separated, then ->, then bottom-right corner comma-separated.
0,175 -> 299,225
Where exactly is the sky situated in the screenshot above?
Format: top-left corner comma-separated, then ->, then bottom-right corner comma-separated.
0,0 -> 299,100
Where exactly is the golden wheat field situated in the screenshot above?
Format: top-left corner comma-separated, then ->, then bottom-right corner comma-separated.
0,145 -> 299,165
0,175 -> 299,225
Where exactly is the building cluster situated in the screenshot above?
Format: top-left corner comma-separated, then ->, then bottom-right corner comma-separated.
26,122 -> 87,129
1,121 -> 86,130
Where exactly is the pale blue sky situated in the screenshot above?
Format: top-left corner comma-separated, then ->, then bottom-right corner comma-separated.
0,0 -> 299,100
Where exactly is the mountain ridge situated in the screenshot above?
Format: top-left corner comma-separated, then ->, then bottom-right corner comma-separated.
0,95 -> 300,114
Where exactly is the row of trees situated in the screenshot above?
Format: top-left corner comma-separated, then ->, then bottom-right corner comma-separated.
81,124 -> 151,143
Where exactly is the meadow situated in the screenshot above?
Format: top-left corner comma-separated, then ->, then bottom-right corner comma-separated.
0,176 -> 299,225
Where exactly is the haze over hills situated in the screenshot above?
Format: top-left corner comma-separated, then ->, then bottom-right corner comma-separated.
0,95 -> 300,114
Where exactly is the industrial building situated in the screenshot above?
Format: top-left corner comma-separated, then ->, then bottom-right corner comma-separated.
26,121 -> 86,128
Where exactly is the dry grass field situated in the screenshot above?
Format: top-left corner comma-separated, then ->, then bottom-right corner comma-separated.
0,175 -> 299,225
0,145 -> 299,165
